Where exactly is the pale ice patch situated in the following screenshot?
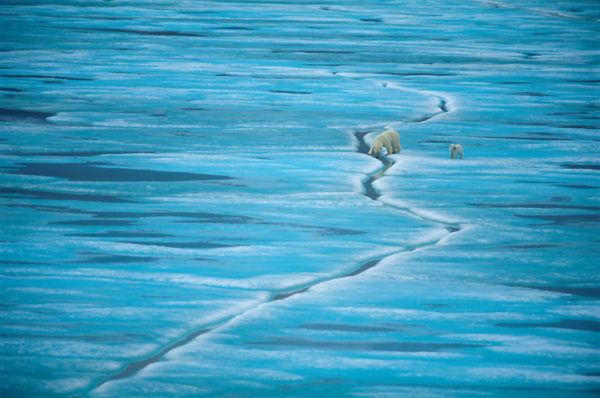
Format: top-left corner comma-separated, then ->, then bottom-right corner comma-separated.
166,298 -> 272,331
472,0 -> 599,22
331,306 -> 547,323
331,306 -> 444,321
93,120 -> 198,128
79,240 -> 279,257
377,194 -> 463,226
3,265 -> 316,293
92,379 -> 211,397
43,376 -> 92,394
46,112 -> 89,124
3,339 -> 159,359
550,305 -> 600,319
6,286 -> 89,296
151,361 -> 304,383
349,387 -> 445,398
466,366 -> 598,384
405,227 -> 452,249
162,190 -> 374,206
455,333 -> 600,357
451,284 -> 562,303
55,266 -> 327,291
255,64 -> 335,77
158,340 -> 427,371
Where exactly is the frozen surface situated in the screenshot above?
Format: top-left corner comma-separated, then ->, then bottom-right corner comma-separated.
0,0 -> 599,397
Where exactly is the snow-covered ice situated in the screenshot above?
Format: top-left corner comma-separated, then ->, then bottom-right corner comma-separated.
0,0 -> 598,396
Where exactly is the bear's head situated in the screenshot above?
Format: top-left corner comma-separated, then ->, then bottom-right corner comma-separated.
368,143 -> 383,158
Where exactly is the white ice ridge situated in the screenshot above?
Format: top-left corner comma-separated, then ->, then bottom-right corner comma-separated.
471,0 -> 599,22
385,81 -> 454,123
2,266 -> 327,291
377,195 -> 463,227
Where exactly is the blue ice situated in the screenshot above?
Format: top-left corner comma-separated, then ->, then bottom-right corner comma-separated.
0,0 -> 598,396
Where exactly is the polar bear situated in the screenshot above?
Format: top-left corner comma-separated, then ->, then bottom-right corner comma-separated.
368,129 -> 401,158
449,143 -> 463,159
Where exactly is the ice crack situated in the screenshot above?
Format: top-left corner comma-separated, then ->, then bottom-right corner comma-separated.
90,91 -> 457,397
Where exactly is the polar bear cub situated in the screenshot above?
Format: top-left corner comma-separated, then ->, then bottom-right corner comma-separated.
449,143 -> 463,159
368,129 -> 402,158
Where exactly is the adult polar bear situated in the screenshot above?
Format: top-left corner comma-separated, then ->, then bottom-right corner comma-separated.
368,129 -> 401,158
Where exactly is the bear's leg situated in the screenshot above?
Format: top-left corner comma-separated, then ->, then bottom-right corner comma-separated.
384,144 -> 393,155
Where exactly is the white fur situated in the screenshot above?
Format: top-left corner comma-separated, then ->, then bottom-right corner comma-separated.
449,143 -> 463,159
368,129 -> 402,157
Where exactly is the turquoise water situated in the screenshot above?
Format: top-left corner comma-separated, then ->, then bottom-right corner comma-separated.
1,1 -> 599,396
